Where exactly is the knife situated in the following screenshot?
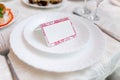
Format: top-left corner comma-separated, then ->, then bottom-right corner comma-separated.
73,10 -> 120,42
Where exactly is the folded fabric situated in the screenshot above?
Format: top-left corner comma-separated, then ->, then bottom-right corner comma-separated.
0,56 -> 12,80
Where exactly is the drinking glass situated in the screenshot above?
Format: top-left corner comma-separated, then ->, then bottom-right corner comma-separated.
81,0 -> 91,14
73,0 -> 91,16
89,0 -> 104,21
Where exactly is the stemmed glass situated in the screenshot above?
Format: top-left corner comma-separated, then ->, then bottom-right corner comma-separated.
73,0 -> 104,21
81,0 -> 91,14
88,0 -> 104,21
73,0 -> 91,16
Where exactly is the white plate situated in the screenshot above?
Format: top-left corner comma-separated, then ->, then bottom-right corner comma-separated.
10,12 -> 105,72
22,0 -> 63,8
0,8 -> 18,29
23,13 -> 90,54
109,0 -> 120,6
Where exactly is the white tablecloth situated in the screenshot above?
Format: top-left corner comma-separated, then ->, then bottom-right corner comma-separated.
0,0 -> 120,80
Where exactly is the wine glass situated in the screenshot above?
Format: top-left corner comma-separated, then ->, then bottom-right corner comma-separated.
89,0 -> 104,21
81,0 -> 91,14
73,0 -> 91,16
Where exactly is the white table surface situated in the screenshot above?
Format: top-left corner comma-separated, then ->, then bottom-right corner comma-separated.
0,0 -> 120,80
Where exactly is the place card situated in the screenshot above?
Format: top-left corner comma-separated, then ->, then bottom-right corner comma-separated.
40,17 -> 76,46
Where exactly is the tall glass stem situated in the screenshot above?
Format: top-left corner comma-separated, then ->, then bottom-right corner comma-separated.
92,1 -> 100,21
91,0 -> 103,21
83,0 -> 91,14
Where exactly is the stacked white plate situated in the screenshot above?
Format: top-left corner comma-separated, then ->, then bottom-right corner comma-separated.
10,12 -> 105,72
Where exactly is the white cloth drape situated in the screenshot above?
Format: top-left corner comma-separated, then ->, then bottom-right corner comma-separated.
0,0 -> 120,80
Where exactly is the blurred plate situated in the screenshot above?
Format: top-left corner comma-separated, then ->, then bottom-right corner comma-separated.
22,0 -> 64,8
23,12 -> 90,54
10,12 -> 105,72
0,7 -> 18,29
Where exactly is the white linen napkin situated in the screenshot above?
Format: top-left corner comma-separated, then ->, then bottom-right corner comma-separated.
0,56 -> 12,80
0,30 -> 12,80
8,49 -> 120,80
1,0 -> 120,80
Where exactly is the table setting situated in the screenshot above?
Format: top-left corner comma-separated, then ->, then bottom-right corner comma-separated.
0,0 -> 120,80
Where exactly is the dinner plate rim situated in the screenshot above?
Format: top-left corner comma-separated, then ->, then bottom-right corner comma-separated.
10,12 -> 106,72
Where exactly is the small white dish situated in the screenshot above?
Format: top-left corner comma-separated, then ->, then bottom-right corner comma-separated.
22,0 -> 64,8
23,12 -> 90,54
0,8 -> 19,29
10,12 -> 105,72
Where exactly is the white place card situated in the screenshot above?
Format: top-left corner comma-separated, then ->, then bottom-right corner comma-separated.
40,17 -> 76,46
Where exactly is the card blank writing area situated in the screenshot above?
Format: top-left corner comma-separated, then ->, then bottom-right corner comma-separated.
43,20 -> 76,45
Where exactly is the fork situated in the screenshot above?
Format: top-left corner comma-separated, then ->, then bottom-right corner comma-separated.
0,32 -> 19,80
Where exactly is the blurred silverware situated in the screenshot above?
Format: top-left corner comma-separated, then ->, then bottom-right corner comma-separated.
0,32 -> 19,80
73,11 -> 120,42
95,23 -> 120,42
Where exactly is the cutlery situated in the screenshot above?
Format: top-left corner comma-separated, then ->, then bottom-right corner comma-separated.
0,32 -> 19,80
94,23 -> 120,42
73,10 -> 120,42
